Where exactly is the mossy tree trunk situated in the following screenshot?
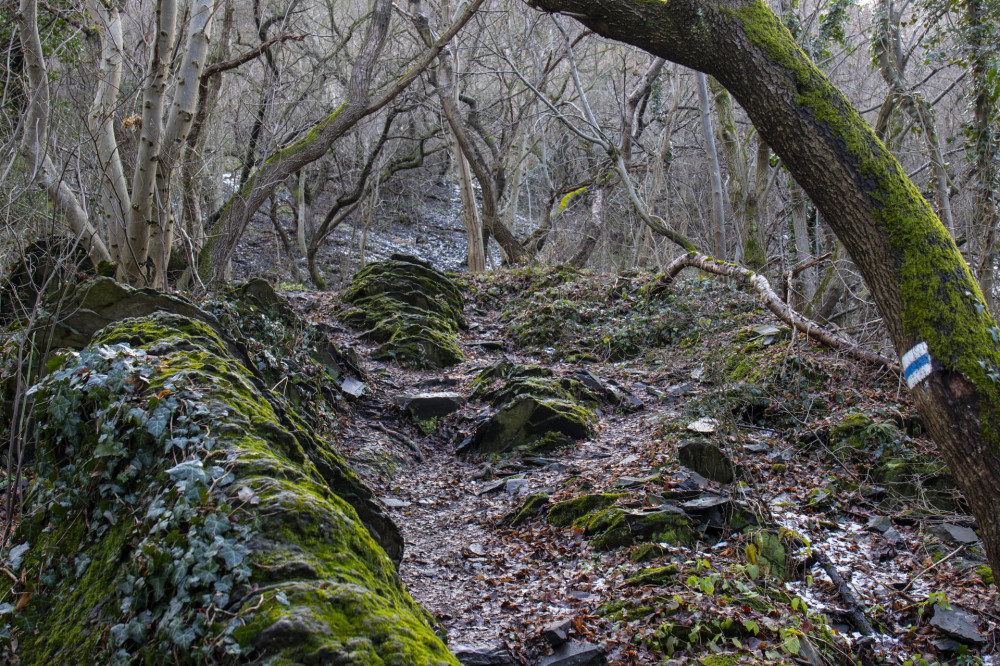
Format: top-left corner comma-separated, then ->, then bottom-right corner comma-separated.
527,0 -> 1000,577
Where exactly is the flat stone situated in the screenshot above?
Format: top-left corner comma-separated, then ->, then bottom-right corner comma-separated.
743,442 -> 771,453
537,640 -> 607,666
452,645 -> 518,666
341,377 -> 366,398
930,606 -> 986,646
881,527 -> 904,546
687,417 -> 718,433
931,523 -> 980,545
867,515 -> 893,534
381,497 -> 411,508
542,617 -> 575,646
506,478 -> 530,496
404,391 -> 466,419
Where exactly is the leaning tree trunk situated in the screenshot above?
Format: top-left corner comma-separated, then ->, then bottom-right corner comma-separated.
528,0 -> 1000,578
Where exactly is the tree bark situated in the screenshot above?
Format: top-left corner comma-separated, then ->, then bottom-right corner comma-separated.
527,0 -> 1000,578
124,0 -> 177,284
86,0 -> 130,261
148,0 -> 215,289
696,72 -> 726,259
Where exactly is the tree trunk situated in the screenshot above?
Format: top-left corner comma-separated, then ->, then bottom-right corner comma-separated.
528,0 -> 1000,578
789,178 -> 816,308
569,187 -> 602,268
696,72 -> 726,259
872,0 -> 954,232
147,0 -> 215,289
124,0 -> 177,285
454,142 -> 486,271
86,0 -> 130,262
965,0 -> 1000,315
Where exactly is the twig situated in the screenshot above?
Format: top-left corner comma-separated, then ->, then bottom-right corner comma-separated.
899,543 -> 965,594
371,423 -> 424,461
783,252 -> 833,302
813,548 -> 875,636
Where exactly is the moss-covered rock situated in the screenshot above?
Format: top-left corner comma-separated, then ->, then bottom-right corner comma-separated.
574,506 -> 695,551
876,456 -> 959,510
547,493 -> 624,527
2,312 -> 454,665
506,493 -> 550,526
628,565 -> 681,587
340,256 -> 465,369
466,363 -> 598,454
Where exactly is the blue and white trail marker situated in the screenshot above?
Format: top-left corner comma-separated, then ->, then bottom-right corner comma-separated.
901,342 -> 932,389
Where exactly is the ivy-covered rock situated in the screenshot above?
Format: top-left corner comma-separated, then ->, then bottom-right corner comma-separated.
340,255 -> 465,369
2,312 -> 455,665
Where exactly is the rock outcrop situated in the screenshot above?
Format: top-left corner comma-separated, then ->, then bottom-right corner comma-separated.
3,292 -> 454,663
464,361 -> 598,454
341,255 -> 465,369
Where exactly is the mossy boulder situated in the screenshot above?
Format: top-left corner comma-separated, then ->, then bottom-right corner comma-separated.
34,276 -> 233,355
471,395 -> 595,454
547,493 -> 624,527
341,256 -> 464,369
466,363 -> 598,454
627,565 -> 681,587
2,312 -> 453,664
574,506 -> 695,551
506,493 -> 550,526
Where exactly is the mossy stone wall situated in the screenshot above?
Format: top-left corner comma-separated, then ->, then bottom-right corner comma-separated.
2,311 -> 455,665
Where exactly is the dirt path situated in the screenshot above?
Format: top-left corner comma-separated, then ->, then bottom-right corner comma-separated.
301,282 -> 999,666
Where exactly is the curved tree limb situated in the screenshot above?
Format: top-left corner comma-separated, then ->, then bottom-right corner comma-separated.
661,251 -> 896,369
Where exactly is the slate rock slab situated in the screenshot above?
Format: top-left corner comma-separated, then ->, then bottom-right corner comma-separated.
930,606 -> 986,646
405,391 -> 467,418
542,618 -> 575,646
537,640 -> 607,666
931,523 -> 980,545
677,438 -> 736,483
453,645 -> 518,665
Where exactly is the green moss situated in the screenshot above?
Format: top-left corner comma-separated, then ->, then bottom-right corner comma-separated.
547,493 -> 624,527
631,543 -> 671,562
575,507 -> 695,551
508,493 -> 550,526
628,565 -> 681,587
976,564 -> 994,585
340,259 -> 465,370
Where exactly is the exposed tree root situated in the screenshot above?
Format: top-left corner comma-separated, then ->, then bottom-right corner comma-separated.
657,252 -> 898,371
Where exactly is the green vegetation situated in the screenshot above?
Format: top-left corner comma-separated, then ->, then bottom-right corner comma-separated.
480,266 -> 755,362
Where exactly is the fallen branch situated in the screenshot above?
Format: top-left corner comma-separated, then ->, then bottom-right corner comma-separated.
813,548 -> 875,636
659,252 -> 897,371
371,423 -> 424,461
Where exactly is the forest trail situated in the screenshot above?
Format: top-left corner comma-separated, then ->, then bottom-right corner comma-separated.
293,266 -> 998,666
